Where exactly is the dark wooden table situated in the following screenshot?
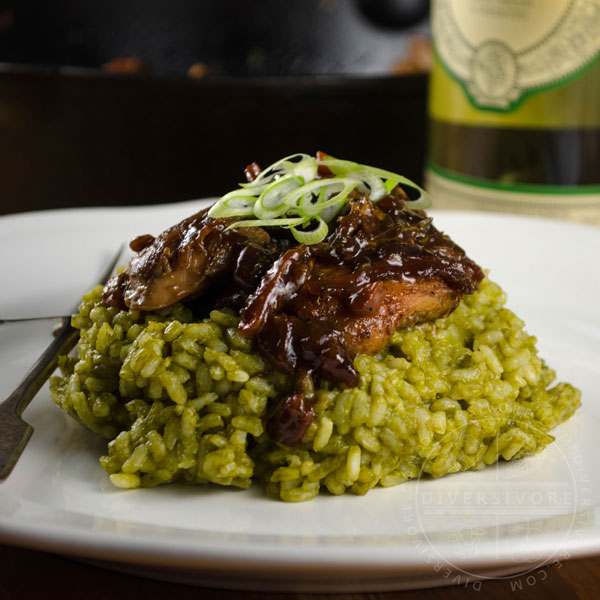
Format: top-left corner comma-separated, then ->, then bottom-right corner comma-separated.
0,543 -> 598,599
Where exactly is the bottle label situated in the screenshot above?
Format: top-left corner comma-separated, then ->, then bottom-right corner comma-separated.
426,163 -> 600,224
432,0 -> 600,112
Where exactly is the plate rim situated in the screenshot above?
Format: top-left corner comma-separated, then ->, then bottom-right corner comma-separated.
0,202 -> 598,589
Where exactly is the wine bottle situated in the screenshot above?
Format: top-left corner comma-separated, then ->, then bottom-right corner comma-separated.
426,0 -> 600,224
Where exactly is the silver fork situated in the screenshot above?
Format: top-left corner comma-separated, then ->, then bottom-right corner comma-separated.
0,247 -> 123,481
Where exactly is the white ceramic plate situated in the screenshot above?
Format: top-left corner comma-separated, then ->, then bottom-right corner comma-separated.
0,201 -> 599,592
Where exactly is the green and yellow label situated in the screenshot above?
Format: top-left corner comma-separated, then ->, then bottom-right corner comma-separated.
426,163 -> 600,224
430,0 -> 600,127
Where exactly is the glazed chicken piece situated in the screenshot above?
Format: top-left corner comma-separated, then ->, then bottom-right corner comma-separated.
293,278 -> 461,356
102,208 -> 279,311
290,196 -> 478,357
239,195 -> 484,389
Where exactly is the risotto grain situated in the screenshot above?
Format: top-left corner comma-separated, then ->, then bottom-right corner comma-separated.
50,276 -> 580,501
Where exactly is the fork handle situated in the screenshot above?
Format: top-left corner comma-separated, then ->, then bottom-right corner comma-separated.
0,318 -> 79,480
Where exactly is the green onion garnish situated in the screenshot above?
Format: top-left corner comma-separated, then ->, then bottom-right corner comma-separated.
290,217 -> 329,244
208,153 -> 431,243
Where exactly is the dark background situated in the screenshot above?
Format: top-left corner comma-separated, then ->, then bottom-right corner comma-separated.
0,0 -> 430,215
0,0 -> 430,76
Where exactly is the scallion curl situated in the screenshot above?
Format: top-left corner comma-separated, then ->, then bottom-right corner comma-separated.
207,153 -> 432,243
